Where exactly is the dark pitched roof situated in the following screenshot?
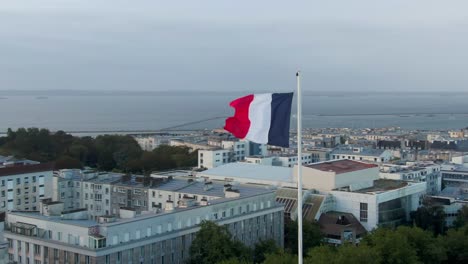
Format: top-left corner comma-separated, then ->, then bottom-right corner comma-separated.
318,211 -> 367,237
0,163 -> 55,177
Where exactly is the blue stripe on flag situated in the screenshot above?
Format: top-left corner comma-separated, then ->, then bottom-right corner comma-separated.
268,92 -> 293,148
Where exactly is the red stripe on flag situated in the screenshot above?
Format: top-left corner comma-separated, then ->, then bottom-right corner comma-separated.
224,94 -> 254,139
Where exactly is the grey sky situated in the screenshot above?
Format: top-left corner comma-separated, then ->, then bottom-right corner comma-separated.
1,0 -> 468,92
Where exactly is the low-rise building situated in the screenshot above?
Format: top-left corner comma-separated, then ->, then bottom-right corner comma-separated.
379,162 -> 442,195
201,160 -> 426,231
441,165 -> 468,191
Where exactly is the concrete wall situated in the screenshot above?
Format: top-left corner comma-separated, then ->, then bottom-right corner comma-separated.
296,166 -> 379,191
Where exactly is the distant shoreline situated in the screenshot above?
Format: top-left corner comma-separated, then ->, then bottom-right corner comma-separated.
0,90 -> 467,97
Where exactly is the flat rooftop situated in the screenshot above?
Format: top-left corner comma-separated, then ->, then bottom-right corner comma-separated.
8,184 -> 275,227
0,163 -> 54,177
353,179 -> 408,193
307,160 -> 377,174
199,163 -> 293,183
151,178 -> 273,198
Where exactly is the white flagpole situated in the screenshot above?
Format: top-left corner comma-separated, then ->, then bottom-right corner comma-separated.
296,71 -> 303,264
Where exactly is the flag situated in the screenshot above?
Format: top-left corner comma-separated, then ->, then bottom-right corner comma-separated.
224,93 -> 293,147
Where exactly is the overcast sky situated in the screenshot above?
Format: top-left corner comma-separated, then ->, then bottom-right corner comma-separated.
1,0 -> 468,92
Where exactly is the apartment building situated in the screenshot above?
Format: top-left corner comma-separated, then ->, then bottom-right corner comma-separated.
0,162 -> 53,212
5,184 -> 283,264
330,146 -> 393,163
198,140 -> 256,169
53,170 -> 123,220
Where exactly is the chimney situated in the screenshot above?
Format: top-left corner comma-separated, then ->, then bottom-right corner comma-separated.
203,182 -> 213,191
200,198 -> 209,206
165,201 -> 175,211
224,188 -> 240,198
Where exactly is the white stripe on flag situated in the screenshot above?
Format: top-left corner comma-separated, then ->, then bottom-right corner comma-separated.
245,93 -> 272,144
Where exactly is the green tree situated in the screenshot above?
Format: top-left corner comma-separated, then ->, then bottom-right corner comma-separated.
284,220 -> 323,256
362,228 -> 419,264
442,224 -> 468,264
305,245 -> 336,264
263,251 -> 297,264
253,239 -> 279,264
55,155 -> 82,170
394,226 -> 446,264
410,205 -> 446,235
453,205 -> 468,229
189,221 -> 251,264
334,243 -> 380,264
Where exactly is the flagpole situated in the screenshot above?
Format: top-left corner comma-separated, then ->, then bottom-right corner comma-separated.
296,71 -> 303,264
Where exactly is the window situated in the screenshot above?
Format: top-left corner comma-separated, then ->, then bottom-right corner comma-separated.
360,203 -> 368,222
16,178 -> 21,185
134,189 -> 141,195
17,189 -> 21,195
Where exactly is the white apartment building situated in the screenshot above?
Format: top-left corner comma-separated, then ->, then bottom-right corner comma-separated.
275,154 -> 313,167
148,179 -> 228,211
198,140 -> 252,169
0,163 -> 53,212
380,162 -> 442,195
244,153 -> 313,167
134,136 -> 172,151
330,146 -> 393,163
5,185 -> 283,264
53,170 -> 124,220
244,156 -> 276,166
198,149 -> 231,169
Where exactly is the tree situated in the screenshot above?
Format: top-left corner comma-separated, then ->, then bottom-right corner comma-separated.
453,205 -> 468,229
263,251 -> 297,264
410,204 -> 446,235
394,226 -> 446,264
284,220 -> 323,256
305,245 -> 336,264
362,228 -> 419,264
55,155 -> 82,170
253,239 -> 279,264
334,243 -> 380,264
442,224 -> 468,264
189,221 -> 251,264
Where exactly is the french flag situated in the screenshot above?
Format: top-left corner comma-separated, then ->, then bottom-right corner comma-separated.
224,93 -> 293,148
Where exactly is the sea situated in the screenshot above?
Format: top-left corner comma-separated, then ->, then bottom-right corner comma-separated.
1,93 -> 468,135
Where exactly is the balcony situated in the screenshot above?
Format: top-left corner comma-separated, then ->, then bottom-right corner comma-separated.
5,223 -> 37,237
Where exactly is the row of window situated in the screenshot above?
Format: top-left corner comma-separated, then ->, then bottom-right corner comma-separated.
1,175 -> 43,187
